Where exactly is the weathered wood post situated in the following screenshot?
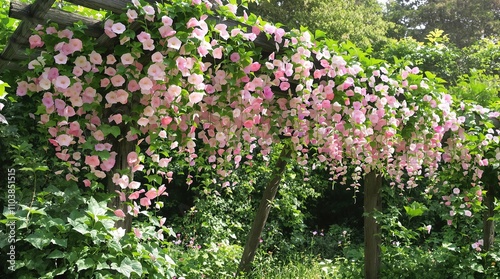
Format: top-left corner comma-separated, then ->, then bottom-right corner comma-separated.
364,171 -> 382,279
238,144 -> 292,274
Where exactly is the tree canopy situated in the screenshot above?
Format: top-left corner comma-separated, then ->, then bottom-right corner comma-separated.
248,0 -> 391,48
385,0 -> 500,47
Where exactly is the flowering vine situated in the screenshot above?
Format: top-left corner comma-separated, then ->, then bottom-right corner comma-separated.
15,0 -> 496,239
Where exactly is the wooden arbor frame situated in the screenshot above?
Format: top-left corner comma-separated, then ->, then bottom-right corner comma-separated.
0,1 -> 403,278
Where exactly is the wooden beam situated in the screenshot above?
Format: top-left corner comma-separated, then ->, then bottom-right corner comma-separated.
64,0 -> 133,14
0,0 -> 56,71
9,1 -> 102,38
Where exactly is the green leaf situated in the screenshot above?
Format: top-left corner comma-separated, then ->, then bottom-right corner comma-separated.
112,257 -> 143,278
47,249 -> 65,259
470,262 -> 484,273
315,29 -> 326,40
35,166 -> 49,172
76,257 -> 95,271
404,201 -> 428,218
25,231 -> 52,249
50,237 -> 68,248
442,242 -> 457,251
86,197 -> 107,222
425,71 -> 436,79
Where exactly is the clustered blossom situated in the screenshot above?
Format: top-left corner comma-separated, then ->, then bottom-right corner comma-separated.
16,0 -> 498,242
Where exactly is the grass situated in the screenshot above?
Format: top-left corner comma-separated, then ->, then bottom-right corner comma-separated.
247,254 -> 362,279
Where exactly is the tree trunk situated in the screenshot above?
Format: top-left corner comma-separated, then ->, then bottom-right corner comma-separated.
364,171 -> 382,279
483,183 -> 495,251
237,145 -> 292,274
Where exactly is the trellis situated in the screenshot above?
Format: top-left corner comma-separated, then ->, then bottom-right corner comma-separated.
0,0 -> 277,71
0,1 -> 387,278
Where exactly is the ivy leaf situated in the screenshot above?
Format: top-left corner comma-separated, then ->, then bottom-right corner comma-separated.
76,257 -> 95,271
404,201 -> 428,218
111,257 -> 143,278
25,231 -> 52,249
47,249 -> 65,259
50,237 -> 68,248
86,197 -> 107,222
315,29 -> 326,40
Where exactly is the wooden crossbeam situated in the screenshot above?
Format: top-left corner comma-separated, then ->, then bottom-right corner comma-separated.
0,0 -> 57,71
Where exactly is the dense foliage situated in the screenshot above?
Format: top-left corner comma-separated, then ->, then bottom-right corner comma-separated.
248,0 -> 390,48
384,0 -> 500,48
0,0 -> 498,278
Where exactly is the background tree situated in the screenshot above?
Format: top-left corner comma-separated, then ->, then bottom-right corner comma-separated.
248,0 -> 391,48
384,0 -> 500,47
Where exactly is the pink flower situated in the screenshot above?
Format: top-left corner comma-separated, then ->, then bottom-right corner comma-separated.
85,155 -> 100,167
133,228 -> 142,238
145,188 -> 157,199
142,39 -> 155,50
157,185 -> 168,196
137,117 -> 149,126
263,87 -> 273,100
92,130 -> 104,141
162,15 -> 173,26
54,76 -> 71,89
143,5 -> 155,15
29,35 -> 44,48
42,93 -> 54,107
121,53 -> 135,65
187,73 -> 203,85
56,134 -> 73,146
151,52 -> 163,63
127,151 -> 138,166
83,179 -> 91,187
106,54 -> 117,64
140,197 -> 151,207
110,75 -> 126,87
147,64 -> 165,79
109,114 -> 123,124
116,89 -> 128,104
230,52 -> 240,62
127,80 -> 140,92
137,31 -> 151,43
68,39 -> 83,52
105,91 -> 118,104
186,18 -> 199,28
279,81 -> 290,91
161,116 -> 173,126
351,110 -> 366,124
112,23 -> 126,34
243,120 -> 254,128
114,209 -> 126,218
168,85 -> 181,97
139,77 -> 153,91
54,53 -> 68,64
189,92 -> 204,104
213,47 -> 223,59
128,189 -> 145,200
167,37 -> 182,50
129,181 -> 141,189
126,9 -> 138,22
159,25 -> 176,38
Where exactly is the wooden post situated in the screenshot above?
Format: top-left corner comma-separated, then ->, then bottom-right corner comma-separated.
364,171 -> 382,279
237,145 -> 292,274
107,137 -> 135,232
483,182 -> 495,251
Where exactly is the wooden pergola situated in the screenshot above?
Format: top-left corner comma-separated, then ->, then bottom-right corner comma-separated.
0,1 -> 386,278
0,0 -> 277,72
